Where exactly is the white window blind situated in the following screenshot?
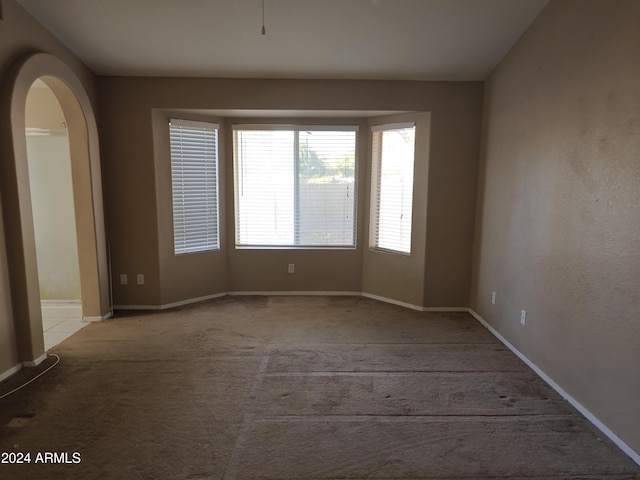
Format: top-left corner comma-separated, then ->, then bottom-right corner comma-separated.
170,119 -> 219,254
370,123 -> 416,254
233,126 -> 357,247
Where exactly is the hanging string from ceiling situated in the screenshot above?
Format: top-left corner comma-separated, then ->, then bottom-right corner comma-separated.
262,0 -> 266,35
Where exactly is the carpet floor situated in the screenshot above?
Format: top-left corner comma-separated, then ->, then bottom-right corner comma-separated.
0,295 -> 638,479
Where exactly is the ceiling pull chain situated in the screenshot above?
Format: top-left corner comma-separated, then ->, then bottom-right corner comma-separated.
262,0 -> 266,35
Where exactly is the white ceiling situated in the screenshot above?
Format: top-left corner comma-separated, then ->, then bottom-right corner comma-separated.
17,0 -> 549,81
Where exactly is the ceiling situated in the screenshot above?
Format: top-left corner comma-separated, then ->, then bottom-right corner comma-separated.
17,0 -> 549,81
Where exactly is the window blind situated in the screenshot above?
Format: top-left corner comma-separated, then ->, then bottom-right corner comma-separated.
233,126 -> 357,247
170,119 -> 219,254
371,123 -> 416,254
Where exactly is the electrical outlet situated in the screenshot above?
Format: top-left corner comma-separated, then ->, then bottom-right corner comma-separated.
491,291 -> 496,305
520,309 -> 527,326
120,274 -> 128,285
137,274 -> 145,285
287,264 -> 295,274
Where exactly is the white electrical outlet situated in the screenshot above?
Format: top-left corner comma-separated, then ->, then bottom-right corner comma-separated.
491,291 -> 496,305
520,309 -> 527,326
137,274 -> 145,285
287,264 -> 295,274
120,274 -> 128,285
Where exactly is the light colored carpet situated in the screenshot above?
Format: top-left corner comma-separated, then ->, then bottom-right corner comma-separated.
0,295 -> 637,479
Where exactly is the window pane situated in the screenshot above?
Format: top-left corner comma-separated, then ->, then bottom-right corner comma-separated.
234,130 -> 295,246
170,120 -> 219,254
234,127 -> 357,248
372,126 -> 415,254
298,130 -> 356,246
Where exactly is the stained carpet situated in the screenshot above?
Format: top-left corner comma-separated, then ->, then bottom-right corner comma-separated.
0,296 -> 637,479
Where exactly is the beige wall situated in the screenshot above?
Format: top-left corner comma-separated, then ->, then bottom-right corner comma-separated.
362,112 -> 431,307
0,1 -> 95,99
0,200 -> 19,377
0,0 -> 98,375
222,116 -> 366,296
24,84 -> 67,130
98,78 -> 482,308
471,0 -> 640,455
152,110 -> 228,306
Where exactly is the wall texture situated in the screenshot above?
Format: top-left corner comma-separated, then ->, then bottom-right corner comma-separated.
0,0 -> 96,376
97,78 -> 482,308
471,0 -> 640,455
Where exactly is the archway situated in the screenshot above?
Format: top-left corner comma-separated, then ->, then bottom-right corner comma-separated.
0,53 -> 111,366
25,79 -> 86,350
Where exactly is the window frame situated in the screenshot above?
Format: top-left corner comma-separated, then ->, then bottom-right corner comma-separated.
232,124 -> 359,249
169,118 -> 220,255
369,122 -> 416,256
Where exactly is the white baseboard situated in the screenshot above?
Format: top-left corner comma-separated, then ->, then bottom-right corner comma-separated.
114,292 -> 227,311
361,292 -> 468,312
160,293 -> 228,310
23,353 -> 47,368
469,308 -> 640,466
421,306 -> 470,312
42,300 -> 112,322
0,363 -> 23,382
114,291 -> 466,313
40,299 -> 81,318
227,290 -> 361,297
115,291 -> 359,310
113,304 -> 162,311
361,292 -> 424,311
83,311 -> 113,322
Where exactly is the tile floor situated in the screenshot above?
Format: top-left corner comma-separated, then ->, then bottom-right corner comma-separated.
42,307 -> 88,351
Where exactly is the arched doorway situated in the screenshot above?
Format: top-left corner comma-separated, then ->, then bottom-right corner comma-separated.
25,78 -> 86,350
0,53 -> 111,366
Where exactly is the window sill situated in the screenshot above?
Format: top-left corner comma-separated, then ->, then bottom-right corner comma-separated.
370,247 -> 411,256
